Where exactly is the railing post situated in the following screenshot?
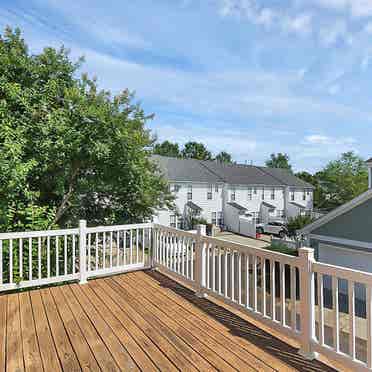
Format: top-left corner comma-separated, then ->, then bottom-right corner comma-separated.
195,224 -> 206,298
79,220 -> 88,285
150,225 -> 156,269
298,247 -> 318,360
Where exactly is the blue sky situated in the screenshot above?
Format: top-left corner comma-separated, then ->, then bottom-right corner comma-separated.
1,0 -> 372,172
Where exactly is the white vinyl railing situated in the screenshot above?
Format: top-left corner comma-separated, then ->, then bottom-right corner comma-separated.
2,220 -> 372,370
153,224 -> 372,372
0,220 -> 152,291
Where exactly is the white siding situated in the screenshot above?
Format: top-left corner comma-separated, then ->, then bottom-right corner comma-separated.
318,243 -> 372,273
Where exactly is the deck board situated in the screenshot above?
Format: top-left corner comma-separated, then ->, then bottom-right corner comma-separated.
0,270 -> 336,371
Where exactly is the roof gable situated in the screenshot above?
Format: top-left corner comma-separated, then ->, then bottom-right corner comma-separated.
299,188 -> 372,235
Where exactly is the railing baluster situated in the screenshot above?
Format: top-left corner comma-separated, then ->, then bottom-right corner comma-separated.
95,232 -> 98,271
333,276 -> 339,352
280,262 -> 285,326
212,246 -> 216,292
9,239 -> 13,284
124,231 -> 127,266
88,233 -> 91,272
318,273 -> 324,346
271,259 -> 276,321
190,238 -> 194,280
63,235 -> 67,276
181,237 -> 185,276
218,247 -> 222,295
177,236 -> 181,274
262,257 -> 266,316
56,236 -> 59,277
348,280 -> 355,360
253,255 -> 257,311
136,229 -> 139,264
367,285 -> 372,368
231,250 -> 235,301
47,236 -> 51,278
116,231 -> 120,267
142,228 -> 145,264
246,254 -> 250,309
38,236 -> 42,279
238,253 -> 242,305
206,244 -> 210,289
103,232 -> 106,269
110,231 -> 113,268
29,237 -> 32,280
224,250 -> 228,298
291,266 -> 296,331
19,238 -> 23,282
0,240 -> 2,285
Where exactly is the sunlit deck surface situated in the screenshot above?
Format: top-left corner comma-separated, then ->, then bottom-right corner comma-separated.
1,270 -> 335,371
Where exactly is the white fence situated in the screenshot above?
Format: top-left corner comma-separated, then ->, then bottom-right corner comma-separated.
2,221 -> 372,371
0,220 -> 152,291
153,224 -> 372,372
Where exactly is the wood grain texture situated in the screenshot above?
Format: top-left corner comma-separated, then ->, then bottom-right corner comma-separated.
0,270 -> 336,371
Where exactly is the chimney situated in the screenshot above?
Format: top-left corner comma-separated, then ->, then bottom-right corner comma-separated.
367,158 -> 372,189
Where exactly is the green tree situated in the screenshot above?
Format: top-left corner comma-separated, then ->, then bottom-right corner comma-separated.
215,151 -> 233,163
295,171 -> 326,209
316,151 -> 368,210
286,215 -> 315,238
265,153 -> 292,172
181,141 -> 212,160
0,27 -> 173,231
153,140 -> 181,157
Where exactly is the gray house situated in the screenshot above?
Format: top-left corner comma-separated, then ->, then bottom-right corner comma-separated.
299,158 -> 372,272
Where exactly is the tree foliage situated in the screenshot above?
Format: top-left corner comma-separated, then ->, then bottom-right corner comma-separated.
215,151 -> 233,164
286,215 -> 315,237
0,27 -> 173,232
265,153 -> 292,171
153,140 -> 181,158
181,141 -> 212,160
315,151 -> 368,210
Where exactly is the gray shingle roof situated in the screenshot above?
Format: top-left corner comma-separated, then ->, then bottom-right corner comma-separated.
227,202 -> 247,211
257,167 -> 314,189
152,155 -> 313,188
201,160 -> 284,186
152,155 -> 222,183
367,158 -> 372,163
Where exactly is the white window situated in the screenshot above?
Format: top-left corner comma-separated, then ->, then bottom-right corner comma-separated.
173,184 -> 181,192
303,190 -> 306,201
253,187 -> 257,195
291,189 -> 295,201
187,184 -> 192,200
177,216 -> 184,229
247,188 -> 252,200
215,184 -> 219,192
211,212 -> 217,225
207,184 -> 213,200
261,187 -> 265,200
170,215 -> 176,228
276,210 -> 285,218
252,212 -> 260,224
217,212 -> 223,226
230,187 -> 236,201
271,188 -> 275,200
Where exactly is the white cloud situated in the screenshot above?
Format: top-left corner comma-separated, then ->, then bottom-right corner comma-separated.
217,1 -> 313,36
304,134 -> 356,145
312,0 -> 372,18
282,13 -> 313,36
318,20 -> 352,46
328,84 -> 341,95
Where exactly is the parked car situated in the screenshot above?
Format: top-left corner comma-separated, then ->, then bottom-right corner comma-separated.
256,221 -> 288,238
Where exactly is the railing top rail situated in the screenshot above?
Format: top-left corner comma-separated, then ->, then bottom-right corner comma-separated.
313,261 -> 372,285
153,224 -> 197,239
201,235 -> 301,264
0,228 -> 79,240
86,222 -> 153,233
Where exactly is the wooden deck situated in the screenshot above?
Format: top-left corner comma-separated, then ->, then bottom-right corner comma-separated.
0,270 -> 335,371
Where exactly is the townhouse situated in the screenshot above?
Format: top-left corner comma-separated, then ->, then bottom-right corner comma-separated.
152,155 -> 314,229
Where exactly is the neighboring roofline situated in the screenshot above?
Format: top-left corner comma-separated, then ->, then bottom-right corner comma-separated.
227,202 -> 247,211
367,158 -> 372,164
261,201 -> 276,209
309,234 -> 372,250
299,188 -> 372,235
289,201 -> 306,209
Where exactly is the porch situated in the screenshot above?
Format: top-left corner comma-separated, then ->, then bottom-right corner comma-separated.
2,270 -> 333,371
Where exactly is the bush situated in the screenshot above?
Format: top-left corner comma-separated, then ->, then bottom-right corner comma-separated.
266,242 -> 298,256
286,215 -> 315,237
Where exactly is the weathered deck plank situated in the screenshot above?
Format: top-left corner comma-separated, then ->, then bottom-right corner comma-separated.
0,270 -> 336,371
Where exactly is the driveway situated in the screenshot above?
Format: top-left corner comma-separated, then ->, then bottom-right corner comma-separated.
214,231 -> 270,248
